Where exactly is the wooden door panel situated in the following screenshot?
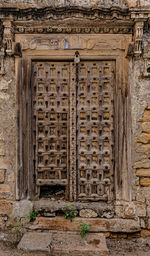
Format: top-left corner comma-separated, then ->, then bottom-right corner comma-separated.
32,60 -> 115,202
77,61 -> 115,201
32,62 -> 70,198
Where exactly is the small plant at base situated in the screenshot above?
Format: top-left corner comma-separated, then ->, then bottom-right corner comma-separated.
13,228 -> 21,239
64,205 -> 77,222
78,221 -> 92,238
27,209 -> 38,222
13,218 -> 24,240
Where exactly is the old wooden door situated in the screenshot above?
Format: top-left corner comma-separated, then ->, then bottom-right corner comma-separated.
32,60 -> 115,202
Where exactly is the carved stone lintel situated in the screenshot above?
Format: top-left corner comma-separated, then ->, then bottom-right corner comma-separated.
3,20 -> 14,56
15,25 -> 133,35
134,21 -> 144,56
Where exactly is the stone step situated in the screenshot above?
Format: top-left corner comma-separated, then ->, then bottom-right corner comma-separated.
30,216 -> 141,233
18,231 -> 108,256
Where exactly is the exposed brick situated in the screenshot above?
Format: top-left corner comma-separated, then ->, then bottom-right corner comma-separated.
136,144 -> 150,153
146,205 -> 150,217
141,230 -> 150,237
136,191 -> 146,203
0,158 -> 9,169
0,78 -> 9,90
134,160 -> 150,169
105,232 -> 111,238
135,203 -> 146,217
0,217 -> 5,229
0,200 -> 13,215
136,169 -> 150,177
0,184 -> 10,193
0,170 -> 5,183
141,122 -> 150,134
142,110 -> 150,122
147,219 -> 150,229
79,209 -> 98,218
140,178 -> 150,186
0,141 -> 5,156
140,218 -> 146,229
138,133 -> 150,143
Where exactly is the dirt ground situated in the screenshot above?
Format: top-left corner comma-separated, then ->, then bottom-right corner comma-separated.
0,238 -> 150,256
107,238 -> 150,256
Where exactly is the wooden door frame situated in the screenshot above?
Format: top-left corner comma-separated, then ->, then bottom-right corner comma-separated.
16,35 -> 132,202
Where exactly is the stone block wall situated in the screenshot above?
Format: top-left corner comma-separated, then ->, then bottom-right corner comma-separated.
0,0 -> 149,8
0,0 -> 149,235
130,50 -> 150,231
0,57 -> 16,217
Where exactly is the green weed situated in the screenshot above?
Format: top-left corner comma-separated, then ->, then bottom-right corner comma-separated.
27,209 -> 38,222
78,221 -> 92,238
64,205 -> 77,222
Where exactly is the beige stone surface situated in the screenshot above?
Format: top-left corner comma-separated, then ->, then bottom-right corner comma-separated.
140,178 -> 150,186
146,206 -> 150,217
141,230 -> 150,237
124,203 -> 136,218
51,232 -> 108,256
18,232 -> 108,256
0,158 -> 9,170
136,144 -> 150,153
79,209 -> 98,218
0,170 -> 5,183
0,0 -> 149,230
135,203 -> 146,217
136,169 -> 150,177
0,200 -> 13,215
0,184 -> 10,193
141,122 -> 150,134
8,172 -> 14,182
0,0 -> 149,8
134,160 -> 150,169
138,133 -> 150,144
30,217 -> 141,233
18,232 -> 52,253
127,0 -> 150,6
0,0 -> 128,8
140,218 -> 146,229
12,200 -> 33,218
142,110 -> 150,122
0,141 -> 6,156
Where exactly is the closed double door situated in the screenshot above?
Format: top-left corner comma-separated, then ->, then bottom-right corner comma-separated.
32,60 -> 115,202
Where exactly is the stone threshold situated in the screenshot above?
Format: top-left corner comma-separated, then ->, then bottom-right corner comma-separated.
33,199 -> 114,218
30,216 -> 141,233
18,231 -> 109,256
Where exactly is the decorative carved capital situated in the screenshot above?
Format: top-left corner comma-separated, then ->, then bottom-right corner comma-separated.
134,21 -> 144,56
3,20 -> 14,56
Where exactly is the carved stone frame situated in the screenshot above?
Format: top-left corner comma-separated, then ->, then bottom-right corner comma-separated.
16,33 -> 132,204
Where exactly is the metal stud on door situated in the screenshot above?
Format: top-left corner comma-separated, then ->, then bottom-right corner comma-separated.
77,61 -> 115,201
32,60 -> 115,202
32,62 -> 70,199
